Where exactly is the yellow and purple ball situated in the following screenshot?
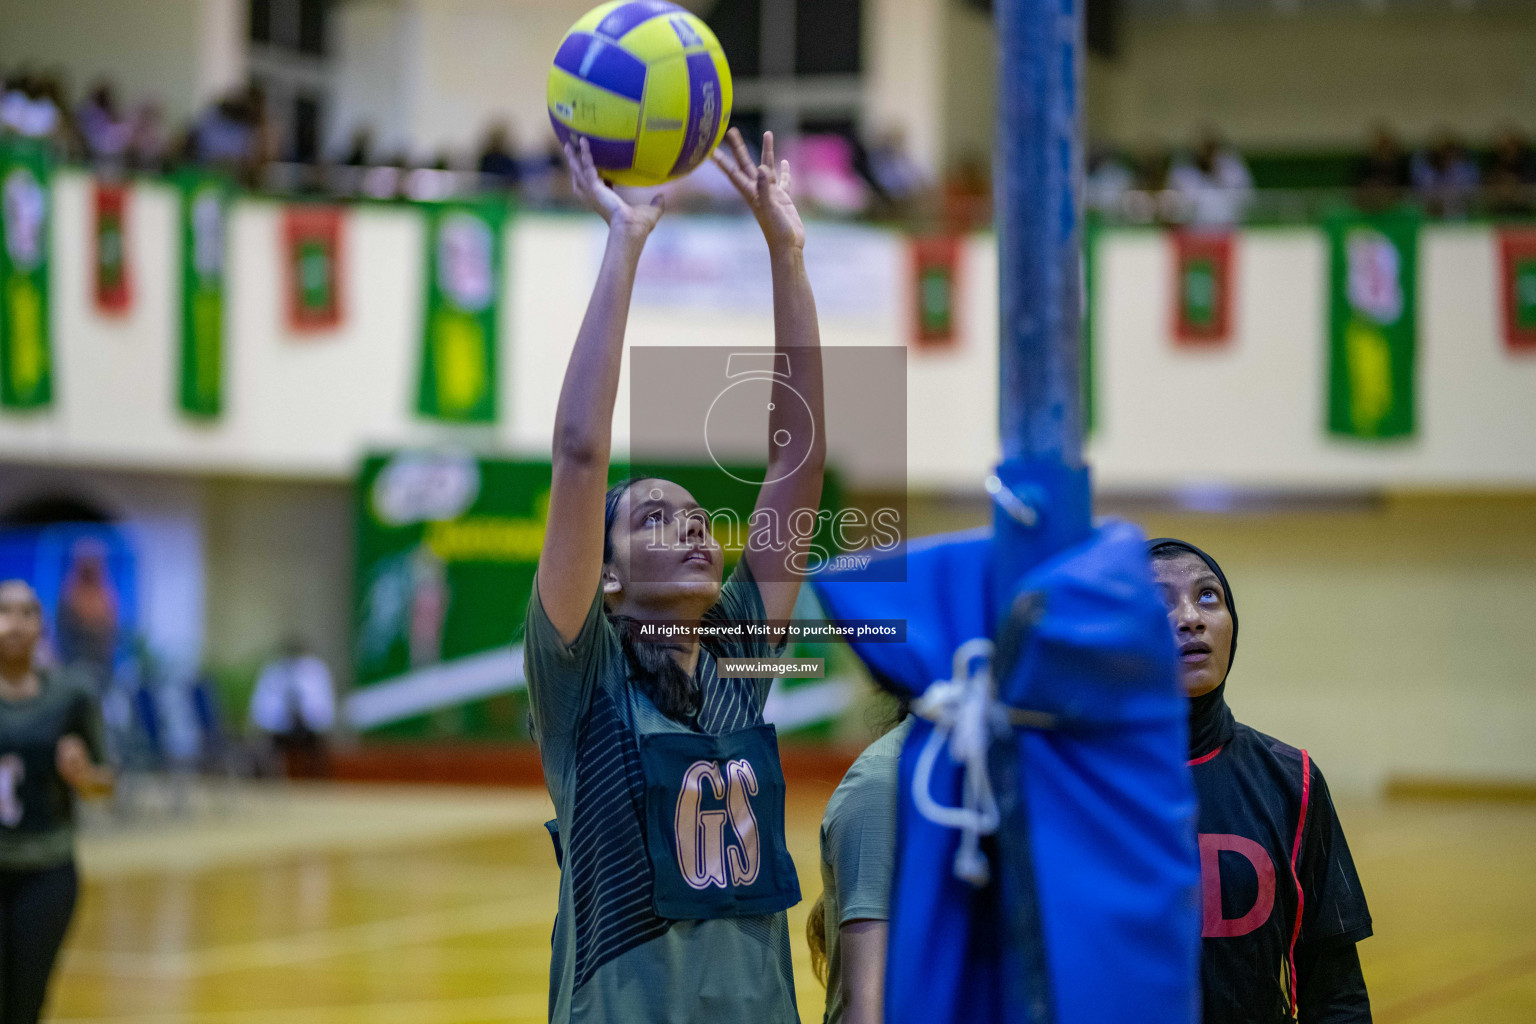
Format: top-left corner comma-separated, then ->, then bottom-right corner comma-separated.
547,1 -> 734,188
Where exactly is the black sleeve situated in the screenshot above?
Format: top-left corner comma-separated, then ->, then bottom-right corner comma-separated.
1297,941 -> 1371,1024
1299,760 -> 1373,947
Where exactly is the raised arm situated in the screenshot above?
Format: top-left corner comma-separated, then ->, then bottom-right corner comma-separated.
539,139 -> 664,643
712,130 -> 827,623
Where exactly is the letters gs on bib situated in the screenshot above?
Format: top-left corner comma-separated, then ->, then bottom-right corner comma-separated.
640,724 -> 801,920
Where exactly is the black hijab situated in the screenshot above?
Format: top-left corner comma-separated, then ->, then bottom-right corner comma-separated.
1148,538 -> 1237,760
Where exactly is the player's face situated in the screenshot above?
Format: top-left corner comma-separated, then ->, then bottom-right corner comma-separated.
605,480 -> 723,615
1151,553 -> 1233,698
0,582 -> 43,667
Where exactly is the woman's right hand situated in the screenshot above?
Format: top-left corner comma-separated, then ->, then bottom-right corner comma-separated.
563,136 -> 664,239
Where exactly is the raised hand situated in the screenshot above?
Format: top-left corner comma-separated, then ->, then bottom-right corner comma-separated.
563,136 -> 664,239
712,129 -> 805,252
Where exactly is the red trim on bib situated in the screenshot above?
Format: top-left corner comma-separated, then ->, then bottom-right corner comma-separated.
1286,749 -> 1312,1015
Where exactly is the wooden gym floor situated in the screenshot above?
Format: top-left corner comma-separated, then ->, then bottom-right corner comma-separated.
48,781 -> 1536,1024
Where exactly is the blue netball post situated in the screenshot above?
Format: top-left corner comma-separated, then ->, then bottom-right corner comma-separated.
812,2 -> 1201,1023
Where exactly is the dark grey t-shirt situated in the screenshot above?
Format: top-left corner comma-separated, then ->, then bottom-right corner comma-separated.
524,561 -> 801,1024
818,718 -> 910,1024
0,668 -> 107,870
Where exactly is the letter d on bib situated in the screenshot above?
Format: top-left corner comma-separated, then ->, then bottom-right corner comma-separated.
1198,833 -> 1276,938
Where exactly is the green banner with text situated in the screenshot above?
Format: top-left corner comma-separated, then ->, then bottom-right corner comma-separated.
352,452 -> 845,739
1326,212 -> 1418,440
178,172 -> 232,418
0,140 -> 53,410
416,202 -> 507,423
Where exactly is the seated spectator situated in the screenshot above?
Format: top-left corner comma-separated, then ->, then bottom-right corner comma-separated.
784,133 -> 869,216
192,83 -> 271,185
340,125 -> 375,167
1355,125 -> 1411,212
1087,143 -> 1136,216
942,153 -> 991,232
476,119 -> 522,188
77,82 -> 132,162
248,638 -> 336,779
1,71 -> 63,142
862,127 -> 928,210
126,101 -> 169,171
1412,132 -> 1480,219
1169,131 -> 1253,226
1485,127 -> 1536,217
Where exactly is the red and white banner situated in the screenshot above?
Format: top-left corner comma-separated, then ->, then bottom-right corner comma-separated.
1170,231 -> 1235,346
1498,229 -> 1536,353
909,235 -> 963,350
283,205 -> 346,333
92,181 -> 132,315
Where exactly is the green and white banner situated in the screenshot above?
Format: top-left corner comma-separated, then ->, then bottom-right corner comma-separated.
416,202 -> 506,423
1326,213 -> 1419,440
0,140 -> 53,410
350,451 -> 850,739
178,172 -> 232,419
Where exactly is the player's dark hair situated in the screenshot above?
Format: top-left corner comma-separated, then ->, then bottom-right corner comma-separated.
602,477 -> 704,723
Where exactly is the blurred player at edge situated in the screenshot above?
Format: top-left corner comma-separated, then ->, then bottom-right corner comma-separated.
524,130 -> 825,1023
0,580 -> 114,1024
806,702 -> 910,1024
1150,540 -> 1373,1023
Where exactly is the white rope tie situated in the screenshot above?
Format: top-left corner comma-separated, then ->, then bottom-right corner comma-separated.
911,638 -> 1006,887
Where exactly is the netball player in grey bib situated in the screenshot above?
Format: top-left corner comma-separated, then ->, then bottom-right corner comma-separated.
525,131 -> 825,1024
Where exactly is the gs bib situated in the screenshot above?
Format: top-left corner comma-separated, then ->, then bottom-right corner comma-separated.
639,723 -> 801,920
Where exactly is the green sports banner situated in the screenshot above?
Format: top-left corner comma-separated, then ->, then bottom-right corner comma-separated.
1326,212 -> 1418,440
416,202 -> 507,423
0,139 -> 53,410
178,172 -> 233,419
350,451 -> 846,740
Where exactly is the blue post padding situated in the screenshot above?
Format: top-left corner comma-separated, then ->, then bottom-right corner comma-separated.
991,458 -> 1092,614
812,521 -> 1201,1024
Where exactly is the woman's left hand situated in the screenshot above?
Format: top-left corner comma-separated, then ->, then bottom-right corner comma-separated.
713,128 -> 805,252
56,735 -> 93,790
56,735 -> 110,796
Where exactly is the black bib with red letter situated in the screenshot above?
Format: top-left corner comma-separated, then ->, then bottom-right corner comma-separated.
1192,722 -> 1372,1024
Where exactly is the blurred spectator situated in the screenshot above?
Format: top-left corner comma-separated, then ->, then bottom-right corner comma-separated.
1485,127 -> 1536,217
192,83 -> 272,184
126,101 -> 169,171
1355,126 -> 1411,212
340,125 -> 374,167
1169,131 -> 1253,226
1135,142 -> 1173,192
77,82 -> 132,162
1,71 -> 64,142
942,153 -> 991,231
519,139 -> 573,207
477,120 -> 522,187
1412,132 -> 1480,219
248,637 -> 336,779
862,127 -> 928,211
785,134 -> 869,216
1087,143 -> 1136,215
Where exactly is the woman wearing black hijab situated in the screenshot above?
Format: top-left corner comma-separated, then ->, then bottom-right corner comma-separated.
1149,539 -> 1373,1024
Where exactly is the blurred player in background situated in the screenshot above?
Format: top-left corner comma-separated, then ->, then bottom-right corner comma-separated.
524,129 -> 824,1024
806,703 -> 910,1024
0,580 -> 113,1024
1150,540 -> 1373,1024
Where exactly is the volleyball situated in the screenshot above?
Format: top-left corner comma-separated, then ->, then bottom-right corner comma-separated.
547,1 -> 733,188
